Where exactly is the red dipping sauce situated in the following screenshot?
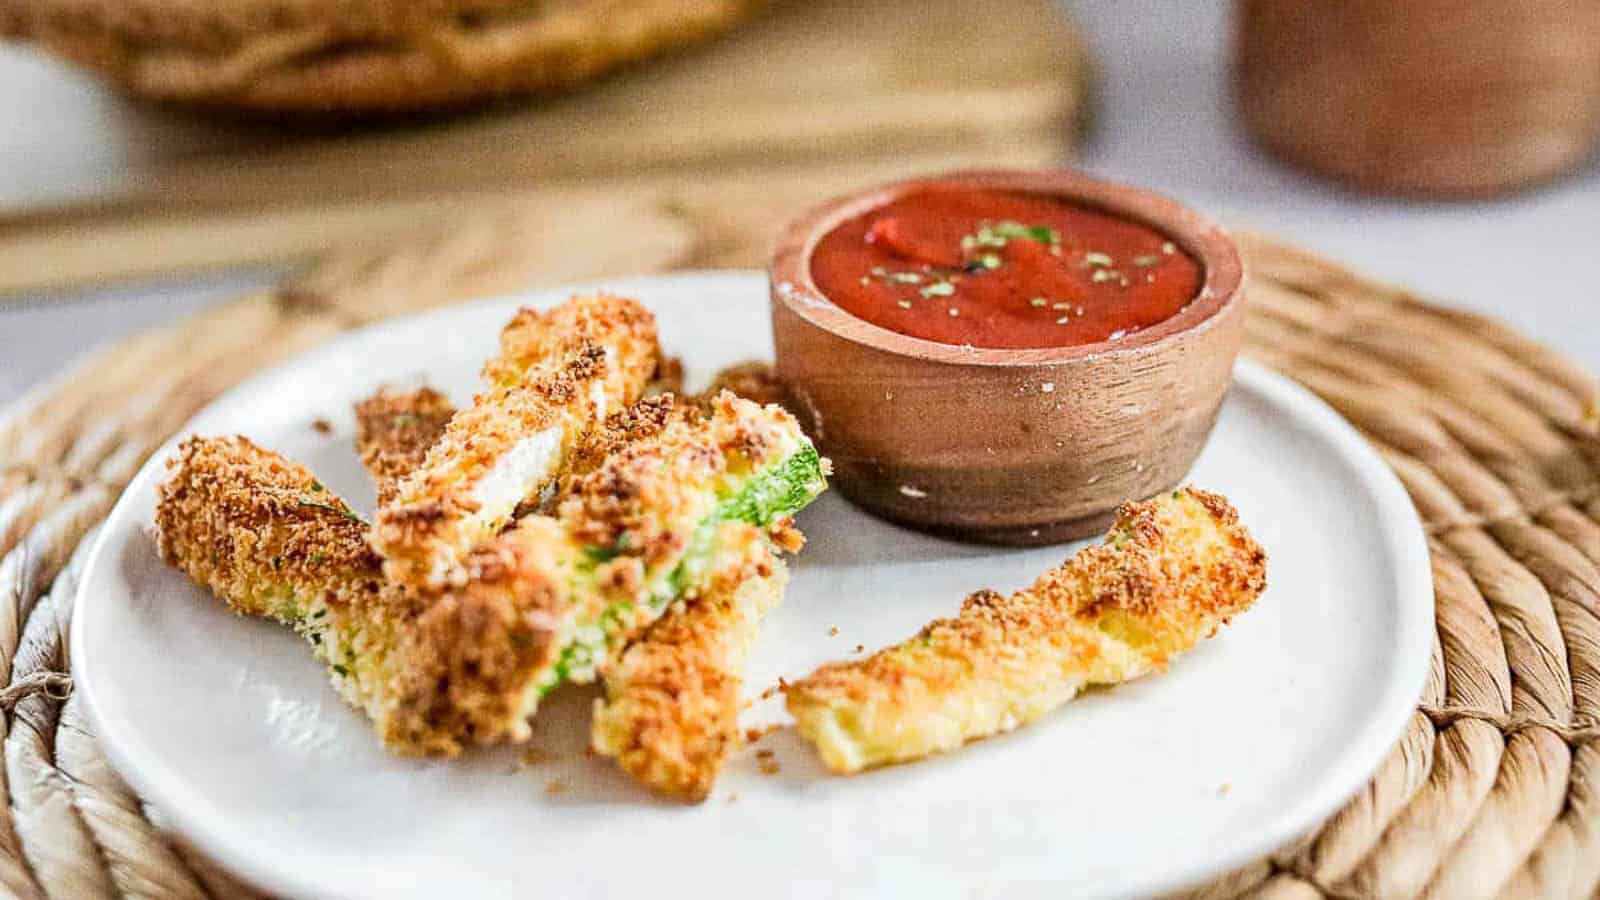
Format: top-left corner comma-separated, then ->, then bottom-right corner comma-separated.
810,188 -> 1203,349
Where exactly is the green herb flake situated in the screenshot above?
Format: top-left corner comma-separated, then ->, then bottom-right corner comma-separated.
1029,297 -> 1048,307
890,272 -> 923,284
299,499 -> 367,527
920,281 -> 955,298
978,253 -> 1002,270
962,221 -> 1059,254
990,221 -> 1060,245
1133,255 -> 1160,267
1091,269 -> 1119,284
1083,252 -> 1114,267
332,664 -> 350,677
1162,241 -> 1177,255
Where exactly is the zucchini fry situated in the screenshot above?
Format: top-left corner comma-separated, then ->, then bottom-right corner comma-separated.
785,487 -> 1267,774
353,387 -> 454,505
537,391 -> 825,693
578,392 -> 809,801
156,436 -> 576,754
374,295 -> 658,590
155,436 -> 398,726
591,541 -> 790,801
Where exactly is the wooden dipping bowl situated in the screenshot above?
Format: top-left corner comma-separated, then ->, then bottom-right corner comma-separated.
1237,0 -> 1600,198
769,169 -> 1246,545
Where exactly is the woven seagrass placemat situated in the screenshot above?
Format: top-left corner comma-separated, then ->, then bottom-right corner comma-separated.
1,221 -> 1596,898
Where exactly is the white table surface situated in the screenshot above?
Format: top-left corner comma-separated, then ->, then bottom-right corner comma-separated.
3,0 -> 1597,404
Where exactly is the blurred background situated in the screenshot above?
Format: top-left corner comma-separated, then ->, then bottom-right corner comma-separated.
2,0 -> 1597,399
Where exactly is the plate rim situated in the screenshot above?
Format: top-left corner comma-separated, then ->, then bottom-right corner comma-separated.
71,269 -> 1434,899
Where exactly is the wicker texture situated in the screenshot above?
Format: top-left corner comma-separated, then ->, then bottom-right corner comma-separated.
0,224 -> 1596,898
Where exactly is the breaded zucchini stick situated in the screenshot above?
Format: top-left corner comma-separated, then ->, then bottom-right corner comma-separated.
374,295 -> 658,590
785,488 -> 1267,774
156,436 -> 576,754
576,391 -> 810,800
591,544 -> 789,801
538,391 -> 826,693
353,387 -> 454,505
155,436 -> 398,726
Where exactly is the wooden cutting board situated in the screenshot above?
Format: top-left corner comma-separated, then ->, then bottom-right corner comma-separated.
0,0 -> 1090,293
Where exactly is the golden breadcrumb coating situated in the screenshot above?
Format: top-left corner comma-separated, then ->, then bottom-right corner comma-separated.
785,487 -> 1267,774
560,393 -> 682,490
558,391 -> 809,600
483,294 -> 660,390
353,386 -> 455,506
591,530 -> 789,802
375,295 -> 658,590
383,515 -> 579,753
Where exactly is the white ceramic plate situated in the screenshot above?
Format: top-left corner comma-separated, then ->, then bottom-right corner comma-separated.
74,271 -> 1432,900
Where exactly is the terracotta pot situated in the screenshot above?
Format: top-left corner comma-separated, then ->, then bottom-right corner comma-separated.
768,169 -> 1246,546
1237,0 -> 1600,198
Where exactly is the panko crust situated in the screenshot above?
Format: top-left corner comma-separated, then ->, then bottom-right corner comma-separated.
785,487 -> 1267,774
354,386 -> 455,506
383,516 -> 576,754
560,393 -> 685,489
558,391 -> 797,572
375,294 -> 658,590
591,525 -> 785,801
486,294 -> 659,390
156,434 -> 381,615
